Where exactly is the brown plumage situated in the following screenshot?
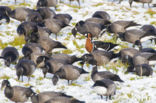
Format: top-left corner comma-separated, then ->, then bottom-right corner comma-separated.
38,36 -> 67,53
1,80 -> 33,103
85,33 -> 93,53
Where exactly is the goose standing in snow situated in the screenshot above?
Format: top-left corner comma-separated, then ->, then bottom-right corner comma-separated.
15,59 -> 36,81
52,64 -> 88,85
0,47 -> 19,67
91,66 -> 124,82
92,79 -> 116,100
1,80 -> 34,103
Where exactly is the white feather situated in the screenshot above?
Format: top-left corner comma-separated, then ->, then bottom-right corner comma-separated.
94,86 -> 107,95
140,36 -> 156,42
149,61 -> 156,65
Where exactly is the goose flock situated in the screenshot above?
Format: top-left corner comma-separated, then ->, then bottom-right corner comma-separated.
0,0 -> 156,103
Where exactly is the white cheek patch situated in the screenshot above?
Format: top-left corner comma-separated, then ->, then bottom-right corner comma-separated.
140,36 -> 156,42
94,86 -> 107,95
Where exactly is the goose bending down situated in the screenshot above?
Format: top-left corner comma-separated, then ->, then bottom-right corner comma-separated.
44,17 -> 71,39
118,27 -> 156,50
81,50 -> 118,66
29,53 -> 49,68
118,48 -> 139,66
15,59 -> 36,81
31,91 -> 72,103
133,52 -> 156,67
119,48 -> 156,72
0,47 -> 19,67
107,20 -> 140,34
45,96 -> 85,103
26,11 -> 43,25
51,53 -> 82,64
38,36 -> 67,54
125,52 -> 156,72
22,43 -> 43,59
135,64 -> 153,76
91,66 -> 124,82
43,54 -> 82,77
92,79 -> 116,100
85,33 -> 118,53
72,20 -> 105,38
0,6 -> 12,24
1,80 -> 34,103
17,21 -> 38,42
43,58 -> 66,77
52,64 -> 88,85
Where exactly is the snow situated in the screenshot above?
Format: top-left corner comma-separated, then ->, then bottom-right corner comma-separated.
0,0 -> 156,103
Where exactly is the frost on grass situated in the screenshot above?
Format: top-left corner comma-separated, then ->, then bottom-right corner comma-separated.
0,0 -> 156,103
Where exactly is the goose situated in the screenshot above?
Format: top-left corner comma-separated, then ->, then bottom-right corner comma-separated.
1,80 -> 34,103
85,33 -> 119,53
129,0 -> 153,8
81,50 -> 118,66
52,64 -> 88,85
51,53 -> 82,64
43,58 -> 65,77
26,11 -> 43,25
9,7 -> 35,22
37,0 -> 58,10
133,52 -> 156,67
118,28 -> 156,50
92,79 -> 116,100
91,66 -> 124,82
36,7 -> 56,20
107,20 -> 140,34
15,59 -> 36,81
22,43 -> 43,59
92,11 -> 111,21
0,6 -> 11,24
85,17 -> 111,28
44,17 -> 70,39
43,54 -> 83,77
31,91 -> 72,103
30,53 -> 49,68
45,96 -> 85,103
38,36 -> 67,54
0,47 -> 19,67
17,21 -> 38,42
72,20 -> 105,38
135,64 -> 153,76
53,13 -> 72,26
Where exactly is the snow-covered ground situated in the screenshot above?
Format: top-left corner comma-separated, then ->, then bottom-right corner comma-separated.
0,0 -> 156,103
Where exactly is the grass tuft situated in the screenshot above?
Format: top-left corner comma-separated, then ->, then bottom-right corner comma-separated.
0,35 -> 25,49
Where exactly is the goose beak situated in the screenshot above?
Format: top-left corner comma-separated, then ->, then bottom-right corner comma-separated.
119,79 -> 124,83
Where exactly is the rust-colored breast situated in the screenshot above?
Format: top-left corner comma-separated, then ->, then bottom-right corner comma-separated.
85,38 -> 93,53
